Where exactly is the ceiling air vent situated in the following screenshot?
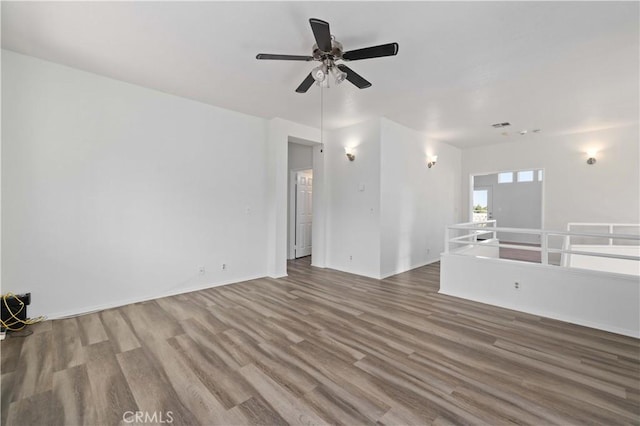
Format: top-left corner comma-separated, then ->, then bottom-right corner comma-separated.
492,122 -> 511,128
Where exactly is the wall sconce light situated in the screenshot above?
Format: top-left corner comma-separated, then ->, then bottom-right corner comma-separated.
345,147 -> 356,162
586,150 -> 597,165
427,155 -> 438,168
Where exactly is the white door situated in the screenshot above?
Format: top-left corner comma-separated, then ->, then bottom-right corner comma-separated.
295,171 -> 313,258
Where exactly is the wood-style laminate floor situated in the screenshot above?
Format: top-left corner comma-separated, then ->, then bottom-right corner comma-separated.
499,244 -> 542,264
2,258 -> 639,425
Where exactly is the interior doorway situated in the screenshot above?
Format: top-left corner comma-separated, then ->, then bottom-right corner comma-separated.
471,169 -> 544,244
287,141 -> 316,260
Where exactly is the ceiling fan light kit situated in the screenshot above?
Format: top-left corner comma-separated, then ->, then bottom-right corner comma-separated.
332,67 -> 347,84
256,18 -> 399,93
312,63 -> 329,83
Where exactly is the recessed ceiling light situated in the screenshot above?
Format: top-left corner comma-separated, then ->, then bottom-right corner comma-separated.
519,130 -> 528,135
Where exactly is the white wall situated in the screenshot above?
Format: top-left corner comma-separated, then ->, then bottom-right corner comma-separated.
462,125 -> 640,233
441,253 -> 640,338
380,119 -> 462,278
2,50 -> 270,318
325,119 -> 382,278
288,142 -> 313,171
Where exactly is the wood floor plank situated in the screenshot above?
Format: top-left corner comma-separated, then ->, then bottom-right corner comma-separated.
302,384 -> 376,426
77,312 -> 109,346
0,337 -> 24,374
180,318 -> 246,370
5,390 -> 53,426
168,334 -> 254,409
219,330 -> 320,399
155,295 -> 198,322
10,331 -> 53,402
116,347 -> 200,426
285,340 -> 394,415
99,308 -> 141,353
0,372 -> 16,426
51,364 -> 98,425
376,406 -> 429,426
450,386 -> 551,425
354,355 -> 488,425
52,318 -> 84,371
407,352 -> 589,424
120,301 -> 184,343
239,363 -> 329,426
140,337 -> 242,425
259,341 -> 389,423
236,396 -> 288,426
85,341 -> 139,424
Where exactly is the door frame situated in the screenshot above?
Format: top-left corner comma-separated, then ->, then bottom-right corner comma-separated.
469,168 -> 546,229
288,168 -> 313,259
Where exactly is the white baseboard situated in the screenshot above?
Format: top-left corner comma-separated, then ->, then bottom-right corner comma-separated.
380,257 -> 440,279
267,273 -> 288,279
47,273 -> 266,320
439,288 -> 639,339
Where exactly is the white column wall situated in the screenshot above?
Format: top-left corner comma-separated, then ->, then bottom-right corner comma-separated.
380,118 -> 462,278
324,119 -> 382,278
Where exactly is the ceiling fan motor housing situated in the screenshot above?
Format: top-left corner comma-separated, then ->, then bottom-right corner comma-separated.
312,39 -> 343,61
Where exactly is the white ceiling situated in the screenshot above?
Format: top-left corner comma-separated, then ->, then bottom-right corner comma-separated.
2,1 -> 638,148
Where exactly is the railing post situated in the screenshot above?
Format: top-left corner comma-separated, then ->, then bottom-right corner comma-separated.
609,224 -> 614,246
541,231 -> 549,265
444,227 -> 450,254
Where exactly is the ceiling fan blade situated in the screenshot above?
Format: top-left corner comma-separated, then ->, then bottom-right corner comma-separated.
295,73 -> 316,93
256,54 -> 314,61
342,42 -> 399,61
309,18 -> 332,52
337,64 -> 372,89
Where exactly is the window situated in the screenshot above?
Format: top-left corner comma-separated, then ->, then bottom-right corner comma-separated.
498,172 -> 513,183
517,170 -> 534,182
472,189 -> 489,223
473,190 -> 488,212
538,170 -> 543,181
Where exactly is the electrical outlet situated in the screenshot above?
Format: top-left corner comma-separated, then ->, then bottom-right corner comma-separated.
198,266 -> 205,275
222,263 -> 227,271
514,282 -> 520,289
349,255 -> 353,261
427,248 -> 431,255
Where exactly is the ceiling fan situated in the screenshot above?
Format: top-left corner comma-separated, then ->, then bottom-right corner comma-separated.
256,18 -> 399,93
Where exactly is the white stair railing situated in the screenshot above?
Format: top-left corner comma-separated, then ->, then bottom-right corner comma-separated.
445,221 -> 640,273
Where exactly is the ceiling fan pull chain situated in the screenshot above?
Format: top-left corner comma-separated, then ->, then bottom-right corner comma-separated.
320,85 -> 324,153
